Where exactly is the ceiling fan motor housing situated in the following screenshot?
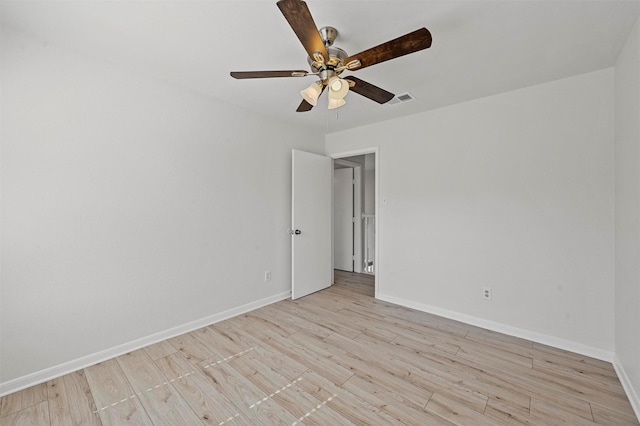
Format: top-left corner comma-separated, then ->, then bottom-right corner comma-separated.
319,26 -> 338,46
308,38 -> 347,73
306,26 -> 348,75
308,46 -> 348,72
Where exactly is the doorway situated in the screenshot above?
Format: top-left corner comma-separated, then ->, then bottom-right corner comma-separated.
332,152 -> 376,277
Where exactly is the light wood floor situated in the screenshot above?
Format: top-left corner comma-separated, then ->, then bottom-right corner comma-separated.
1,270 -> 638,425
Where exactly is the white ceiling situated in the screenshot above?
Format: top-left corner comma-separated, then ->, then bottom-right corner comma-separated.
2,0 -> 638,134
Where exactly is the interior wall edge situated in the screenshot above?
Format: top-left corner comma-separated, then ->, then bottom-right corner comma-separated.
377,292 -> 614,363
0,290 -> 291,397
614,353 -> 640,422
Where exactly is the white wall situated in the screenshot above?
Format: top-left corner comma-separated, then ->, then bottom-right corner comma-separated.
614,15 -> 640,418
327,69 -> 615,358
362,153 -> 375,271
364,153 -> 375,215
0,30 -> 324,390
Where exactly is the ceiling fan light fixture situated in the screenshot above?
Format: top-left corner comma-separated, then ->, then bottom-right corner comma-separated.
300,81 -> 323,106
327,97 -> 346,110
345,59 -> 361,70
328,76 -> 349,100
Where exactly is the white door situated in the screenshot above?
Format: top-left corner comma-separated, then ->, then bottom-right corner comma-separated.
334,167 -> 354,271
291,150 -> 332,299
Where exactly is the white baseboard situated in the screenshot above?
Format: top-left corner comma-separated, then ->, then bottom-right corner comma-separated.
377,293 -> 614,362
0,291 -> 291,397
613,354 -> 640,422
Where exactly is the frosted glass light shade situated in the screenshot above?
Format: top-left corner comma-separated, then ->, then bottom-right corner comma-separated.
300,81 -> 323,106
328,98 -> 346,110
328,77 -> 349,100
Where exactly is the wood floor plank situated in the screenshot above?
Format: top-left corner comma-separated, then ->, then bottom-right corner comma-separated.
20,383 -> 47,409
243,326 -> 354,386
529,397 -> 596,425
143,340 -> 178,361
193,324 -> 256,359
591,401 -> 640,425
532,358 -> 627,398
199,361 -> 298,424
0,400 -> 50,426
426,392 -> 497,426
456,345 -> 533,370
84,359 -> 153,425
466,327 -> 534,349
0,390 -> 22,417
289,299 -> 368,339
246,306 -> 301,336
521,360 -> 633,417
297,370 -> 399,425
241,338 -> 309,381
239,313 -> 296,339
484,397 -> 536,426
216,313 -> 256,330
318,332 -> 433,408
269,301 -> 338,339
62,371 -> 102,426
384,305 -> 470,337
229,354 -> 350,424
352,332 -> 490,413
390,325 -> 593,420
115,349 -> 203,425
47,377 -> 74,426
333,305 -> 399,341
533,341 -> 617,374
168,332 -> 218,366
391,355 -> 489,413
342,373 -> 456,426
391,333 -> 461,360
381,333 -> 532,412
445,348 -> 597,421
214,322 -> 311,381
334,269 -> 374,285
154,352 -> 244,425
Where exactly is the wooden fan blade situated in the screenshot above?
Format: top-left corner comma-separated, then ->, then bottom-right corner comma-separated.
344,76 -> 395,104
296,85 -> 325,112
343,28 -> 432,70
230,70 -> 308,79
277,0 -> 328,63
296,99 -> 314,112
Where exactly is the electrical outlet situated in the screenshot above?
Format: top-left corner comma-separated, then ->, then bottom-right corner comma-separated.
264,271 -> 271,282
482,287 -> 492,301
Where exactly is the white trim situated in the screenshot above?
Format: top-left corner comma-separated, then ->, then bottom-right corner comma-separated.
334,158 -> 360,169
0,291 -> 290,397
329,147 -> 379,297
353,166 -> 363,273
377,292 -> 614,362
613,354 -> 640,422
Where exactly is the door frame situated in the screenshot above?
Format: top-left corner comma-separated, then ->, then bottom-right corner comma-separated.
333,159 -> 363,274
329,147 -> 379,298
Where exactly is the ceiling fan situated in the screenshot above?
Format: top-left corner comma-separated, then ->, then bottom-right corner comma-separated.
230,0 -> 432,112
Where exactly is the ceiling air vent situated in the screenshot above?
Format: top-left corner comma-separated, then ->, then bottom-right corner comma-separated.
387,92 -> 415,106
